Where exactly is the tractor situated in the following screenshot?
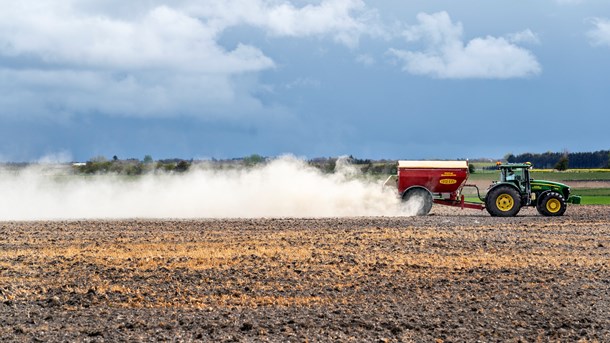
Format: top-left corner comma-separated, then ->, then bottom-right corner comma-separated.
484,162 -> 581,217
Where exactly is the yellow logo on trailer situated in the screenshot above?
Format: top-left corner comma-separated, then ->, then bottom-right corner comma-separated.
439,179 -> 457,185
441,172 -> 457,176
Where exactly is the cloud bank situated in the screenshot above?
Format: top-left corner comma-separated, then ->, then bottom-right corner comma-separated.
0,3 -> 548,124
388,12 -> 541,79
0,0 -> 376,120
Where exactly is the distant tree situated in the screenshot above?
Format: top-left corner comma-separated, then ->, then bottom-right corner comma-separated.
156,161 -> 173,172
175,160 -> 190,172
243,154 -> 265,166
350,155 -> 372,165
79,156 -> 112,174
113,155 -> 118,161
554,154 -> 569,171
143,155 -> 153,164
468,163 -> 476,174
323,158 -> 337,173
124,163 -> 143,175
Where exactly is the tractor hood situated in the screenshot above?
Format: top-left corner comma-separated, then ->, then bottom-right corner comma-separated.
530,180 -> 570,192
531,179 -> 581,204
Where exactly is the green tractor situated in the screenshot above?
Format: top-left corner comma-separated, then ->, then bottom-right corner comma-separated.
484,163 -> 581,217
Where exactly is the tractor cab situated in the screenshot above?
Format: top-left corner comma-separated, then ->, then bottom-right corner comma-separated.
498,163 -> 531,195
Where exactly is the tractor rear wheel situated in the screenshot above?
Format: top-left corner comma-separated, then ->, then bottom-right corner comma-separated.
485,186 -> 521,217
537,191 -> 567,216
402,187 -> 433,216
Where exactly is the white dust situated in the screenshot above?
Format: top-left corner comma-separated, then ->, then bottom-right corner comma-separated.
0,156 -> 423,220
401,193 -> 427,215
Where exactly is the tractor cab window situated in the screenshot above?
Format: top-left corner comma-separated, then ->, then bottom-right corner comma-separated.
503,168 -> 525,183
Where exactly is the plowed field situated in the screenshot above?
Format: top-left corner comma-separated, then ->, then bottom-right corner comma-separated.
1,206 -> 609,342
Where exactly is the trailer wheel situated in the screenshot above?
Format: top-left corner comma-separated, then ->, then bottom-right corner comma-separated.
402,187 -> 433,216
537,191 -> 566,216
485,186 -> 521,217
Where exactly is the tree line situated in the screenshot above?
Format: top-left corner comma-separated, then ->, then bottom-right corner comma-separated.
71,150 -> 610,176
72,154 -> 399,176
505,150 -> 610,169
75,155 -> 191,175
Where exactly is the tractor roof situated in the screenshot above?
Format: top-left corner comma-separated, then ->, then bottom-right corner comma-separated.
498,162 -> 532,169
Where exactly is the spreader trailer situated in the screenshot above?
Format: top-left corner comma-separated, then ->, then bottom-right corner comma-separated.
384,160 -> 581,217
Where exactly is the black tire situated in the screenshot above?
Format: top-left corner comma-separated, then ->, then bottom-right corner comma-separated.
537,191 -> 567,216
485,185 -> 521,217
401,187 -> 433,216
535,192 -> 549,215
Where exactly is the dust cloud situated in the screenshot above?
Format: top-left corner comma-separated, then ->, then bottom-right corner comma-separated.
0,156 -> 421,220
400,193 -> 427,216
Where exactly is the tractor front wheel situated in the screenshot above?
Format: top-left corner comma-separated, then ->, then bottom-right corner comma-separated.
537,191 -> 567,216
485,186 -> 521,217
402,187 -> 433,216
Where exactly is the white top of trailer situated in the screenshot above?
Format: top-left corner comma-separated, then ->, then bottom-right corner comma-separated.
397,160 -> 468,169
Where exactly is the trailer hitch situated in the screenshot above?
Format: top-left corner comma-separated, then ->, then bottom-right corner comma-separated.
463,184 -> 485,202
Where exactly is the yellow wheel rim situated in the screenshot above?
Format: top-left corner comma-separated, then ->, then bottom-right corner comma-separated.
496,194 -> 514,211
546,198 -> 561,213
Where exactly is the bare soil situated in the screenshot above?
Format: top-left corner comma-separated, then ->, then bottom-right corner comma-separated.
1,206 -> 609,342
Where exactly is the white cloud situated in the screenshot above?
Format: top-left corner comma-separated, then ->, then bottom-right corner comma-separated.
185,0 -> 381,48
0,4 -> 273,74
587,18 -> 610,47
507,29 -> 540,45
0,1 -> 377,70
388,12 -> 541,79
0,0 -> 378,120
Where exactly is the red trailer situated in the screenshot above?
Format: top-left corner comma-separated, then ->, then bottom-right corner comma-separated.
385,160 -> 484,215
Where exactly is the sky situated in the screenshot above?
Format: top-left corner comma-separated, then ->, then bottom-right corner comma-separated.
1,0 -> 609,162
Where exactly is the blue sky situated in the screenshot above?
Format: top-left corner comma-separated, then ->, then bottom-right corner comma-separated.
1,0 -> 609,162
